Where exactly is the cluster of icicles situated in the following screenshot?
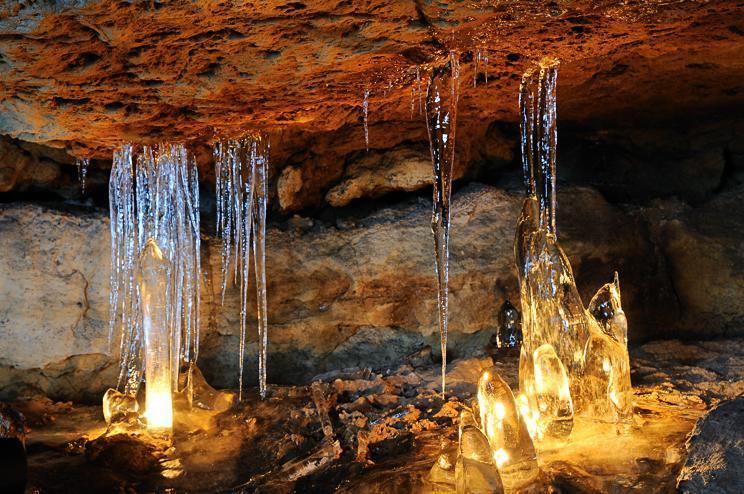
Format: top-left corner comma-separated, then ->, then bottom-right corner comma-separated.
214,135 -> 270,400
108,138 -> 269,401
108,144 -> 202,396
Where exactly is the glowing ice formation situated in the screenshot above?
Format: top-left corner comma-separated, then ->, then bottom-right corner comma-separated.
515,58 -> 632,439
213,134 -> 270,399
108,144 -> 201,401
102,388 -> 139,426
456,409 -> 504,494
477,368 -> 538,488
139,239 -> 173,432
425,51 -> 460,396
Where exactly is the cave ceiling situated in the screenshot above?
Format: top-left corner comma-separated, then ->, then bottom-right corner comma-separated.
0,0 -> 741,162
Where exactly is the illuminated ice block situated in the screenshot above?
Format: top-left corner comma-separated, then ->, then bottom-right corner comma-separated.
515,58 -> 633,437
139,238 -> 173,432
455,409 -> 504,494
102,388 -> 139,426
477,368 -> 538,487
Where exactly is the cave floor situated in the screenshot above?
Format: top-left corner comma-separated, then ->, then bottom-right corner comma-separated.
17,337 -> 743,493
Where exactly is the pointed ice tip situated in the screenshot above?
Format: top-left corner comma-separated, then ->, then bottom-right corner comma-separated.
143,238 -> 164,259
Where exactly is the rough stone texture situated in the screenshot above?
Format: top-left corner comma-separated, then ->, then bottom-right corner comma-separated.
653,185 -> 744,338
3,182 -> 744,399
325,145 -> 431,208
0,1 -> 741,155
1,183 -> 681,399
16,337 -> 744,492
677,397 -> 744,494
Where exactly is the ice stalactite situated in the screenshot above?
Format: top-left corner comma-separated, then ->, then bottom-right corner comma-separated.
515,58 -> 632,442
425,51 -> 460,397
473,49 -> 489,87
473,49 -> 481,87
213,135 -> 270,400
108,144 -> 201,401
363,89 -> 370,151
76,157 -> 89,194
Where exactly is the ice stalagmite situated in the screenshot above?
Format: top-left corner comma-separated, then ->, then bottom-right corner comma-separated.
108,144 -> 201,402
213,135 -> 270,400
139,238 -> 173,432
425,51 -> 460,397
515,59 -> 632,440
477,368 -> 538,490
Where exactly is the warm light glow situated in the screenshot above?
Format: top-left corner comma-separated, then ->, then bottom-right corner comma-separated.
493,448 -> 509,468
494,402 -> 506,421
516,393 -> 540,441
146,387 -> 174,431
139,239 -> 174,433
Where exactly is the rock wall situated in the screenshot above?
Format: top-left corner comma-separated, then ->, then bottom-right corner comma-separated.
2,183 -> 743,400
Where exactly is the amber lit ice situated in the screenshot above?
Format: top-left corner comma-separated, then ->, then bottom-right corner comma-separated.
515,58 -> 632,440
477,368 -> 538,489
139,238 -> 173,432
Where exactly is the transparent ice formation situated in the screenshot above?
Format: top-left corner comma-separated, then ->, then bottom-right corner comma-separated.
76,157 -> 89,195
477,368 -> 538,489
496,300 -> 521,349
363,89 -> 370,151
102,388 -> 139,426
213,134 -> 270,399
455,409 -> 504,494
425,51 -> 460,397
139,238 -> 173,432
515,58 -> 632,439
108,144 -> 201,402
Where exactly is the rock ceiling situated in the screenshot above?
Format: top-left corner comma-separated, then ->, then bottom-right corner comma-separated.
0,0 -> 742,161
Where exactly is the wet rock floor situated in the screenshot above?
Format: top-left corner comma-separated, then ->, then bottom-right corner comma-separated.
16,338 -> 743,493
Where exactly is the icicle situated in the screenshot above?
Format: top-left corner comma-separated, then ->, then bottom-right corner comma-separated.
484,50 -> 489,84
410,86 -> 415,119
252,136 -> 269,399
363,89 -> 370,151
416,66 -> 423,114
425,51 -> 460,397
473,49 -> 480,88
77,157 -> 89,195
213,135 -> 271,400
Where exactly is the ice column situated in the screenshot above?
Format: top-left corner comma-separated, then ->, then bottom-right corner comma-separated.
108,144 -> 201,403
425,51 -> 460,397
139,238 -> 173,431
214,134 -> 270,399
515,59 -> 633,438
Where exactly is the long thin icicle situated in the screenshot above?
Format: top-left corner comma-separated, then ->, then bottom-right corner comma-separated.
213,135 -> 270,400
425,51 -> 460,397
363,89 -> 370,151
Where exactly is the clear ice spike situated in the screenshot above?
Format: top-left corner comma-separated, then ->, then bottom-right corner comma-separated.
253,137 -> 270,398
476,367 -> 538,487
363,89 -> 370,151
139,238 -> 173,432
425,51 -> 460,397
456,409 -> 505,494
